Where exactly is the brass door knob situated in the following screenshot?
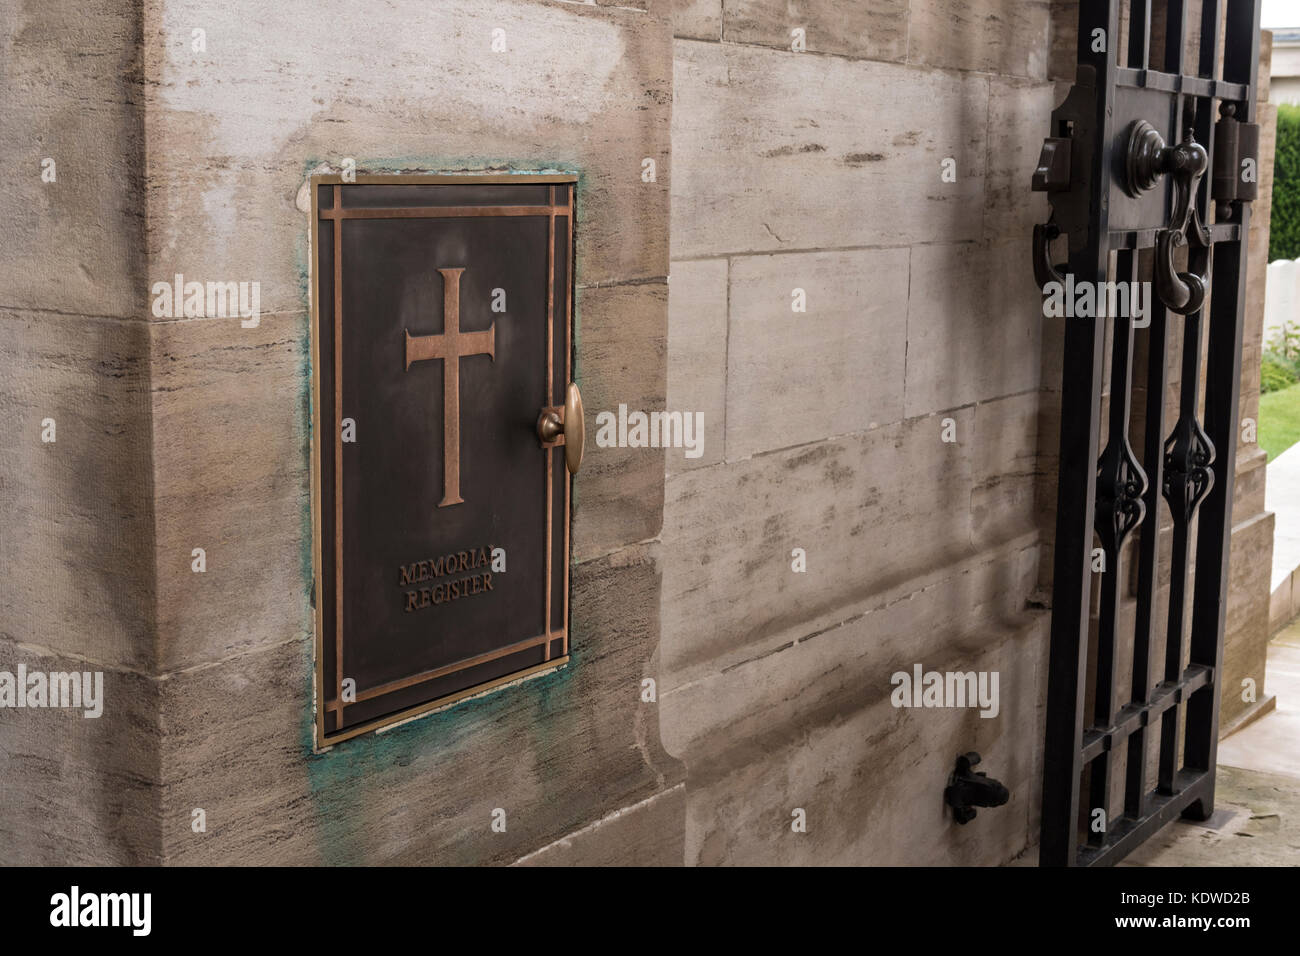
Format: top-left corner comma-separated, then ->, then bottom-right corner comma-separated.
537,382 -> 584,474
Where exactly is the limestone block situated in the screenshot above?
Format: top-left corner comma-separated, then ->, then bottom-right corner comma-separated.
971,392 -> 1044,551
726,247 -> 909,460
142,0 -> 672,315
1269,575 -> 1294,635
1221,512 -> 1274,727
671,39 -> 988,258
0,0 -> 145,318
1233,448 -> 1268,527
513,783 -> 685,864
673,0 -> 721,40
661,538 -> 1042,756
148,311 -> 311,671
908,0 -> 1050,79
572,281 -> 669,560
670,589 -> 1048,864
1259,30 -> 1272,102
1047,0 -> 1077,82
904,240 -> 1043,418
0,640 -> 160,864
723,0 -> 908,62
667,258 -> 727,472
985,77 -> 1057,242
0,310 -> 154,670
661,410 -> 979,685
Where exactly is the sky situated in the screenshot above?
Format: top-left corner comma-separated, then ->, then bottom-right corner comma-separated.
1263,0 -> 1300,29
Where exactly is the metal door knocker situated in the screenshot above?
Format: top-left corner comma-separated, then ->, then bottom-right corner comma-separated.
1123,122 -> 1212,314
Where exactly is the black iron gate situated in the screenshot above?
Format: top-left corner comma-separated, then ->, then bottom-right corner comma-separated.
1033,0 -> 1262,866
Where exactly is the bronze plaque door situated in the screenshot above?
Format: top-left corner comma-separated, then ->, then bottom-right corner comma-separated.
311,174 -> 578,744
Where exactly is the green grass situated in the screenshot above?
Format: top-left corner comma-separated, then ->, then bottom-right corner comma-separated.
1260,382 -> 1300,461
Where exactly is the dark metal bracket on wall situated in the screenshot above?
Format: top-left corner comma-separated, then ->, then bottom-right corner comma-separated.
1031,0 -> 1261,866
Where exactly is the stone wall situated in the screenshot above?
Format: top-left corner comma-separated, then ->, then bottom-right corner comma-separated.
0,0 -> 1279,866
661,0 -> 1055,865
0,0 -> 160,865
2,0 -> 686,866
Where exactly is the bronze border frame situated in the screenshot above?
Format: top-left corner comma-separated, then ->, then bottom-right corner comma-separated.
309,172 -> 577,747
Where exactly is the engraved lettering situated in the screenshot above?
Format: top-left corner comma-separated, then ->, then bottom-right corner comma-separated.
394,545 -> 499,613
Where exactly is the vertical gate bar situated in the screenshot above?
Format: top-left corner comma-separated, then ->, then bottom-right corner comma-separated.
1129,0 -> 1152,70
1126,285 -> 1169,818
1042,312 -> 1108,865
1183,0 -> 1260,814
1197,0 -> 1222,79
1089,250 -> 1142,846
1158,5 -> 1223,795
1040,0 -> 1120,866
1158,300 -> 1204,792
1162,0 -> 1188,162
1163,0 -> 1188,73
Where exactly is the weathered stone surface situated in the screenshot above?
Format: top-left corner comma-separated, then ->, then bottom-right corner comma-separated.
662,544 -> 1047,864
573,281 -> 669,560
1244,107 -> 1276,360
671,39 -> 988,258
667,259 -> 727,472
0,0 -> 146,319
148,312 -> 311,671
1047,0 -> 1076,82
661,411 -> 983,685
723,0 -> 908,62
726,248 -> 909,459
672,0 -> 720,40
1232,448 -> 1268,527
159,542 -> 683,864
904,241 -> 1042,417
1270,574 -> 1295,636
1259,30 -> 1272,102
972,392 -> 1043,551
661,537 -> 1041,749
909,0 -> 1049,79
143,0 -> 672,316
0,640 -> 160,865
514,783 -> 685,864
0,310 -> 155,671
985,77 -> 1056,242
1221,512 -> 1274,728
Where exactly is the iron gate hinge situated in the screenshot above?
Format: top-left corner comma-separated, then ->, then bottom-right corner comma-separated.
1212,104 -> 1260,215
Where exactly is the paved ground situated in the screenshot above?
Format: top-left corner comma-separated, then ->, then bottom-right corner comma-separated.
1124,621 -> 1300,866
